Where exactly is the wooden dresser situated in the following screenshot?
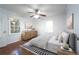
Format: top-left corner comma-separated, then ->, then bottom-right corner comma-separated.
21,31 -> 37,41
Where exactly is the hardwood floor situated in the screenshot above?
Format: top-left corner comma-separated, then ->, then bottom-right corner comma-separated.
0,40 -> 34,55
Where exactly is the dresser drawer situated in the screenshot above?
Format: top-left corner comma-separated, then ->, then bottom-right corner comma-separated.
21,31 -> 37,41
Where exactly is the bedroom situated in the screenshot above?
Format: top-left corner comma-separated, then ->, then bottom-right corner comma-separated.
0,4 -> 78,55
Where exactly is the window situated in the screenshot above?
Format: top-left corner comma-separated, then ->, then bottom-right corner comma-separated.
46,21 -> 53,33
9,17 -> 20,34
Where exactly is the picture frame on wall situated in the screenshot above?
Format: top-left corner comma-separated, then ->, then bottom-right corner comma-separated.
67,13 -> 74,30
9,17 -> 20,34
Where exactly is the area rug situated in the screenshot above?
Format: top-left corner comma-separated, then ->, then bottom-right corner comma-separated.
20,45 -> 57,55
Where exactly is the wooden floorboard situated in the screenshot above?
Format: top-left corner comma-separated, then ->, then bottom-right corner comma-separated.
0,40 -> 34,55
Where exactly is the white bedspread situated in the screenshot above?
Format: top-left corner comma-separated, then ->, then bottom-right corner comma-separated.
46,38 -> 63,53
23,33 -> 63,53
24,33 -> 53,49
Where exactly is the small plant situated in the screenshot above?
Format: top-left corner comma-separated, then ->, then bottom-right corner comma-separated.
63,44 -> 69,50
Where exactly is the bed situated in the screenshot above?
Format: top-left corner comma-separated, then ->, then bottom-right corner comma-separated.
23,32 -> 76,54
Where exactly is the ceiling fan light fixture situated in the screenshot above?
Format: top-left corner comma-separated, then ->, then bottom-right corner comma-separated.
34,15 -> 40,19
37,10 -> 41,14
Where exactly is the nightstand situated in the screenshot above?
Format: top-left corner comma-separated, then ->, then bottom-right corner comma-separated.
57,47 -> 76,55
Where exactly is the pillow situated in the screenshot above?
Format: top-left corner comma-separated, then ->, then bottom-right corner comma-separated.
57,32 -> 69,44
57,33 -> 63,43
68,33 -> 76,52
61,32 -> 69,44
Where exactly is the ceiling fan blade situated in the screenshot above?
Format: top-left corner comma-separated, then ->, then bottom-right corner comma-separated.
27,12 -> 34,13
30,15 -> 34,17
39,14 -> 47,17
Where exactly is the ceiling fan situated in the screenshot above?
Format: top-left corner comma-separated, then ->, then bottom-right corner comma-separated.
27,9 -> 47,19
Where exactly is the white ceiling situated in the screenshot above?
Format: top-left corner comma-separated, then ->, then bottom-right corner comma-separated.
0,4 -> 66,16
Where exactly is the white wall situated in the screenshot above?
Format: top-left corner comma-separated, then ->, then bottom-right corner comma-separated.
32,14 -> 66,35
53,14 -> 66,34
0,8 -> 26,47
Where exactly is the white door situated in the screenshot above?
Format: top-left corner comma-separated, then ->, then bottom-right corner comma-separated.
0,14 -> 8,47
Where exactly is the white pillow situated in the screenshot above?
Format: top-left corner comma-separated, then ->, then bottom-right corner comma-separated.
61,32 -> 69,44
57,32 -> 69,44
57,34 -> 63,43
